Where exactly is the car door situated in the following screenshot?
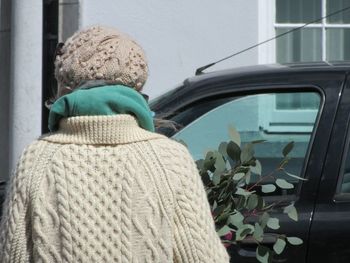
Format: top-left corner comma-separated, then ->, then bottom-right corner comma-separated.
157,73 -> 345,263
308,74 -> 350,263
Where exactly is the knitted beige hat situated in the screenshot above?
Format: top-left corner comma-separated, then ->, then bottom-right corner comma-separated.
55,25 -> 148,97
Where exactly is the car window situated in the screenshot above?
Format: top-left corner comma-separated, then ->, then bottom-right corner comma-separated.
172,92 -> 321,195
337,130 -> 350,196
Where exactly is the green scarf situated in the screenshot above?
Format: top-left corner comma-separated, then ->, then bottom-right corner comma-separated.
48,85 -> 155,132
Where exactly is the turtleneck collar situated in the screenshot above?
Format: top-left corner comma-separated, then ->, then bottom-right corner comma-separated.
41,115 -> 164,145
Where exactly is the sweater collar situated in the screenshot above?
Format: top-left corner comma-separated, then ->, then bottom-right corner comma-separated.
41,115 -> 164,145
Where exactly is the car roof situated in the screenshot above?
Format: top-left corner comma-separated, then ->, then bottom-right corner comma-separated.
186,61 -> 350,87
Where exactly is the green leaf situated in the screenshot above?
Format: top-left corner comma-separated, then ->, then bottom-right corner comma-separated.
227,141 -> 241,162
240,143 -> 255,163
253,223 -> 264,242
217,225 -> 231,237
196,159 -> 204,170
256,195 -> 265,210
214,153 -> 226,173
236,224 -> 254,241
228,125 -> 241,146
260,212 -> 270,228
236,196 -> 246,210
200,171 -> 211,186
228,212 -> 244,228
251,160 -> 262,176
235,187 -> 253,196
284,171 -> 308,181
247,194 -> 259,210
273,238 -> 286,255
233,172 -> 245,181
256,245 -> 270,263
282,141 -> 294,157
267,218 -> 280,230
283,204 -> 298,221
261,184 -> 276,193
218,142 -> 228,158
276,179 -> 294,189
287,237 -> 303,245
212,170 -> 221,185
204,151 -> 216,171
245,170 -> 251,184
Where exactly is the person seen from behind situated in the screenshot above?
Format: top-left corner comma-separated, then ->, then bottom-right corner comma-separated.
0,25 -> 229,262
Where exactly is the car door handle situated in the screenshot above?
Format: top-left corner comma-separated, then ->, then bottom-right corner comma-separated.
237,233 -> 278,257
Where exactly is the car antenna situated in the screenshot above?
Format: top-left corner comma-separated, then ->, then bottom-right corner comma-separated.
195,5 -> 350,75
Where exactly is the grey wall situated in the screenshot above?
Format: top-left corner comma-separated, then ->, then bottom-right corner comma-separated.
0,0 -> 11,181
79,0 -> 259,98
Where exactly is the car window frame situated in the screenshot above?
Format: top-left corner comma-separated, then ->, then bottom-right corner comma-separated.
334,111 -> 350,202
164,84 -> 325,199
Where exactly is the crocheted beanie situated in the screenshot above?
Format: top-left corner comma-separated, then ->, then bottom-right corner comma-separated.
55,25 -> 148,97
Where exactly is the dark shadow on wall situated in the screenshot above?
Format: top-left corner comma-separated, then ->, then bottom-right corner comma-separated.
0,0 -> 12,181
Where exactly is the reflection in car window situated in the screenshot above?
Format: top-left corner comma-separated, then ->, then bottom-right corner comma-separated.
172,92 -> 321,195
338,134 -> 350,194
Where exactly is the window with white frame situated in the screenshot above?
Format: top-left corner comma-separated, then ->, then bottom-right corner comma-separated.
262,0 -> 350,133
276,0 -> 350,63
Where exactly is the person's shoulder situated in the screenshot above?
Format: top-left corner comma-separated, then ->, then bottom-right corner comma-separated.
18,138 -> 63,166
148,137 -> 193,163
150,137 -> 189,153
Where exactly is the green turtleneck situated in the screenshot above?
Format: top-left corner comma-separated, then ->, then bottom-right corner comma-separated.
48,85 -> 154,132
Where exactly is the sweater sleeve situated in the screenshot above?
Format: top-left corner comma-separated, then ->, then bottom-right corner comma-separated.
0,144 -> 38,262
172,147 -> 230,263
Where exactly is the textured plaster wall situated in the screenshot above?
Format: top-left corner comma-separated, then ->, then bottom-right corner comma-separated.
80,0 -> 259,98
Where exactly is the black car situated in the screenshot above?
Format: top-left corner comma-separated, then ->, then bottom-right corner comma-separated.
150,62 -> 350,263
1,62 -> 349,262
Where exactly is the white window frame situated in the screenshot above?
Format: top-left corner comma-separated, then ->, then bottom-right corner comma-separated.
275,0 -> 350,62
257,0 -> 346,133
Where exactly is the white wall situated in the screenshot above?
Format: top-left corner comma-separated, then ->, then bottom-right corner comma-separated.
8,0 -> 43,175
79,0 -> 259,98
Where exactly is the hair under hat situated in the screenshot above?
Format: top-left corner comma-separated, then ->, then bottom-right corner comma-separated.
55,25 -> 148,97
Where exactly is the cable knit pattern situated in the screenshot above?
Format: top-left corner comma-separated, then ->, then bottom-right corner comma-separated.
0,115 -> 229,263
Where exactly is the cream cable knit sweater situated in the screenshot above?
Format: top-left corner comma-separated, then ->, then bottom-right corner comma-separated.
0,115 -> 229,263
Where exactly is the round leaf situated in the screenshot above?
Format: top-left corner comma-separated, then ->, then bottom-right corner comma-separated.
212,170 -> 221,185
227,141 -> 241,162
228,212 -> 244,228
276,179 -> 294,189
267,217 -> 280,230
240,143 -> 255,163
247,194 -> 259,210
260,212 -> 270,228
273,238 -> 286,255
218,142 -> 228,158
233,172 -> 245,181
283,204 -> 298,221
251,160 -> 262,175
228,125 -> 241,146
235,187 -> 253,196
236,224 -> 254,241
287,237 -> 303,245
256,245 -> 270,263
253,223 -> 264,242
214,154 -> 226,173
217,225 -> 231,237
261,184 -> 276,193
